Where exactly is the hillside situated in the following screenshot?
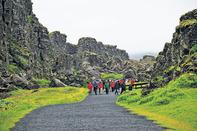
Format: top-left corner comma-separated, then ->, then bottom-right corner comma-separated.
117,73 -> 197,131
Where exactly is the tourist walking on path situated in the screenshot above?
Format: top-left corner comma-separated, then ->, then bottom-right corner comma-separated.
114,80 -> 120,95
119,79 -> 123,86
110,80 -> 115,92
93,80 -> 98,95
119,79 -> 123,94
98,81 -> 104,95
104,80 -> 110,95
120,79 -> 126,94
87,82 -> 93,94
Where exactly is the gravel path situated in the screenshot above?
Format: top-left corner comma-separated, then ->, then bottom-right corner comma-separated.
11,92 -> 164,131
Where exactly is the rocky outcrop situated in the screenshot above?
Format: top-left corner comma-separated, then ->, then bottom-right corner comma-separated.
49,34 -> 131,82
141,55 -> 155,62
2,0 -> 195,93
0,0 -> 134,92
49,31 -> 78,55
152,9 -> 197,86
0,0 -> 52,79
78,37 -> 129,60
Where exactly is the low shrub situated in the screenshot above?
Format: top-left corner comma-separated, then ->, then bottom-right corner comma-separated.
138,96 -> 154,105
34,79 -> 51,87
154,98 -> 170,105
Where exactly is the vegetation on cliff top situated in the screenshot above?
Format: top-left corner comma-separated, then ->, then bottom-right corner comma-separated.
117,73 -> 197,131
176,19 -> 197,29
0,87 -> 88,131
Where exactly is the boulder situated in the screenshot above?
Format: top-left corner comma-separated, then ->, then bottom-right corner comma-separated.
124,69 -> 136,79
0,76 -> 17,92
137,73 -> 151,81
50,78 -> 66,87
10,74 -> 30,89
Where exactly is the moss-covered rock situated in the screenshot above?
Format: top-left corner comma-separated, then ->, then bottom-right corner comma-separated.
176,19 -> 197,29
152,9 -> 197,86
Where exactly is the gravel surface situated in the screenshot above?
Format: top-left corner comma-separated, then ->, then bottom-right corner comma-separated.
11,92 -> 164,131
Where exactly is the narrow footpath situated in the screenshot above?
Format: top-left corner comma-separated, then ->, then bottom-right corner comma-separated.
12,93 -> 164,131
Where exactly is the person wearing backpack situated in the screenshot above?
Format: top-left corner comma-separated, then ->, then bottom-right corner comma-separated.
120,79 -> 126,94
87,82 -> 93,94
110,80 -> 115,92
114,80 -> 120,95
104,80 -> 110,95
98,81 -> 104,95
93,80 -> 98,95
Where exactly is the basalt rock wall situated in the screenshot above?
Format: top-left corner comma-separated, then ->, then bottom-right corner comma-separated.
0,0 -> 133,90
152,9 -> 197,86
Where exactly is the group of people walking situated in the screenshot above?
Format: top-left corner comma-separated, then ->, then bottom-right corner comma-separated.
87,79 -> 136,95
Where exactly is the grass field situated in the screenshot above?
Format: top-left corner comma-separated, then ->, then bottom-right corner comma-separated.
0,87 -> 88,131
117,73 -> 197,131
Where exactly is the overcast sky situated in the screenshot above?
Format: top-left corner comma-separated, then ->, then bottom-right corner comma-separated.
32,0 -> 197,56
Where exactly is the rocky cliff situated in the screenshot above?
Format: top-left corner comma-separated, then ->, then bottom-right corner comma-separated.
152,9 -> 197,86
1,0 -> 195,92
0,0 -> 133,91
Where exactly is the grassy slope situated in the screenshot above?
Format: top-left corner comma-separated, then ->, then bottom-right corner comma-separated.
117,73 -> 197,131
100,73 -> 123,80
0,87 -> 88,131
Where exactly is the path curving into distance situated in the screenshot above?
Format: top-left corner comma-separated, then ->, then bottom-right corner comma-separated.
12,93 -> 164,131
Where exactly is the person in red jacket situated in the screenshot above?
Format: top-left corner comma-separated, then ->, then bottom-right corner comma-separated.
119,79 -> 123,86
110,80 -> 115,92
98,81 -> 104,95
87,82 -> 93,94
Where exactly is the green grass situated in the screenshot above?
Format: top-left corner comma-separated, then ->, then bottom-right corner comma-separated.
169,73 -> 197,88
0,87 -> 88,131
117,73 -> 197,131
34,79 -> 51,87
100,73 -> 123,80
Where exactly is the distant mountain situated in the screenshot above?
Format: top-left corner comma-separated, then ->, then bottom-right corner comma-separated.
129,52 -> 157,60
